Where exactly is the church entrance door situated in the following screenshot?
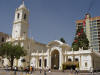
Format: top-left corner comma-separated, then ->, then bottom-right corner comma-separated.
51,50 -> 59,69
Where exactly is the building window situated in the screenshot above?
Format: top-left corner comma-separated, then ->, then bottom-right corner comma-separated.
68,58 -> 72,62
75,58 -> 79,62
44,59 -> 47,67
24,14 -> 26,20
2,37 -> 4,42
2,60 -> 4,64
39,59 -> 41,67
85,62 -> 88,67
21,43 -> 24,47
97,20 -> 100,22
17,13 -> 20,19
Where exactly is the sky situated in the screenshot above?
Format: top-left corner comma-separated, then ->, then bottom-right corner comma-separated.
0,0 -> 100,46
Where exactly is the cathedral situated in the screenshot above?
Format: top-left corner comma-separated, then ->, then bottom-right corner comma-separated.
3,2 -> 100,71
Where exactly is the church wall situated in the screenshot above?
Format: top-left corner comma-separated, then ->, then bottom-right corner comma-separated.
12,23 -> 21,38
92,53 -> 100,71
80,55 -> 92,71
66,50 -> 93,71
3,58 -> 10,67
30,57 -> 36,67
31,53 -> 48,69
67,56 -> 73,61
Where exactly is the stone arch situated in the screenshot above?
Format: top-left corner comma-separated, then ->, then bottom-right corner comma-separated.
51,50 -> 59,69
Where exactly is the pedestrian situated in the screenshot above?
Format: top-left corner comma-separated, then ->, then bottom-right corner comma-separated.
75,68 -> 79,75
14,66 -> 17,75
40,69 -> 42,73
32,66 -> 34,71
44,70 -> 46,75
30,66 -> 33,74
6,65 -> 8,71
26,66 -> 29,74
90,67 -> 94,75
48,68 -> 51,72
71,68 -> 73,74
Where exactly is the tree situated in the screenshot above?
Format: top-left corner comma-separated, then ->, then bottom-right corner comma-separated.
0,42 -> 26,69
60,37 -> 66,43
72,26 -> 89,51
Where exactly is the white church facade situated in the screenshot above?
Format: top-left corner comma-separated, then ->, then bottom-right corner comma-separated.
2,2 -> 100,71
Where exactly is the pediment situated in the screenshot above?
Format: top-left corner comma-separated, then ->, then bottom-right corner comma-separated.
47,40 -> 64,47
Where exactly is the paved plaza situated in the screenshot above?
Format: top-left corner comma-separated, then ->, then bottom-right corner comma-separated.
0,69 -> 100,75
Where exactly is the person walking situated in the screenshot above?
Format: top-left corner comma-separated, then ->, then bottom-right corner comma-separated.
40,69 -> 42,73
75,68 -> 79,75
90,67 -> 94,75
14,66 -> 17,75
30,66 -> 33,74
44,70 -> 46,75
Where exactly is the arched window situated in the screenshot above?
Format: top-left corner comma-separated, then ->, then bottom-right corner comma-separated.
2,37 -> 4,42
68,58 -> 72,62
85,62 -> 88,67
17,13 -> 20,19
75,58 -> 79,62
44,59 -> 47,67
39,59 -> 41,67
24,14 -> 26,20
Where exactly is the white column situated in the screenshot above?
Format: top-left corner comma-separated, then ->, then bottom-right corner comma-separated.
42,56 -> 44,69
47,52 -> 50,69
65,56 -> 66,62
36,56 -> 39,69
79,55 -> 82,70
59,51 -> 63,70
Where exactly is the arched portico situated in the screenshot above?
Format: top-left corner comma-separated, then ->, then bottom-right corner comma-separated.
49,46 -> 63,70
47,40 -> 71,70
51,50 -> 59,69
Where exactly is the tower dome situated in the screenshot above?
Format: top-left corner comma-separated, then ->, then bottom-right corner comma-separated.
18,1 -> 27,9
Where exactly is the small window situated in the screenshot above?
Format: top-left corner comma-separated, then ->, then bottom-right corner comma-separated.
21,43 -> 24,47
0,58 -> 1,62
44,59 -> 47,67
68,58 -> 72,62
2,60 -> 4,64
39,59 -> 41,67
17,13 -> 20,19
2,37 -> 4,42
24,14 -> 26,20
75,58 -> 79,62
85,62 -> 88,67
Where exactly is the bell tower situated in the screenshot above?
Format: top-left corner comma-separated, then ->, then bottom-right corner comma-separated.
12,1 -> 29,39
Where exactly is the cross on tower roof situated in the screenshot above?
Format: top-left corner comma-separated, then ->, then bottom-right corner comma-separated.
22,0 -> 25,5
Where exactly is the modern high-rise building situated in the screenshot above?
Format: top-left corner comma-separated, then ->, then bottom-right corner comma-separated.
76,14 -> 100,52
